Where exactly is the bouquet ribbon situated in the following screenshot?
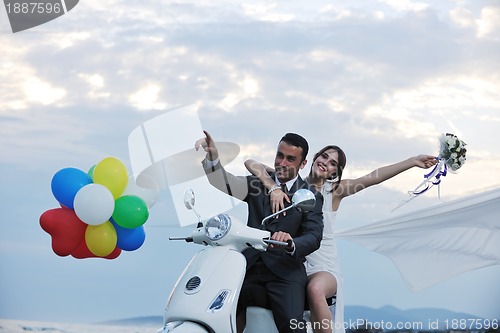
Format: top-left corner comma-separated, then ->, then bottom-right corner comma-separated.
392,158 -> 447,211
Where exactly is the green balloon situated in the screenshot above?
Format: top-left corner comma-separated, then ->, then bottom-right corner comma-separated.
112,195 -> 149,229
88,164 -> 96,180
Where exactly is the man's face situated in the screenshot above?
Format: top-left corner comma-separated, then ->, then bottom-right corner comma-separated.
274,141 -> 307,183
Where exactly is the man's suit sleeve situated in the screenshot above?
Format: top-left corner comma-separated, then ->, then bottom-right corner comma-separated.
202,158 -> 249,201
291,191 -> 324,259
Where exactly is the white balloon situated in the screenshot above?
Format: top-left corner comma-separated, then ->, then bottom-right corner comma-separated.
74,184 -> 115,225
122,174 -> 159,208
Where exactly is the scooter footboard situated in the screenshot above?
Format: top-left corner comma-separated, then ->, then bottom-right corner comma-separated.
244,307 -> 278,333
156,321 -> 208,333
244,305 -> 336,333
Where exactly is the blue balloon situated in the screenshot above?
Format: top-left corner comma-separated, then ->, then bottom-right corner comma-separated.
111,219 -> 146,251
51,167 -> 93,209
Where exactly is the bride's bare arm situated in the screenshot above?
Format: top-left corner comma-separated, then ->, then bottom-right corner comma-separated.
335,154 -> 437,200
244,159 -> 290,214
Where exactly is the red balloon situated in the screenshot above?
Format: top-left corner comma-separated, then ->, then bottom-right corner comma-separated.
40,208 -> 87,256
71,241 -> 122,260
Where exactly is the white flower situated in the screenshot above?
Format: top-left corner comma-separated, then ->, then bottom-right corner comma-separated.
438,133 -> 467,172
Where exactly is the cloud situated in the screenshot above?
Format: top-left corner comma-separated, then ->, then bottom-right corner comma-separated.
477,6 -> 500,39
242,3 -> 295,22
450,4 -> 500,40
129,83 -> 167,111
377,0 -> 429,12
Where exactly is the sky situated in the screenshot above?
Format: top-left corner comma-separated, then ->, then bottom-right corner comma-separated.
1,0 -> 500,325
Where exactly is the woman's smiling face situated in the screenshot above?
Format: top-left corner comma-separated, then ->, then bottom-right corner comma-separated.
312,148 -> 339,180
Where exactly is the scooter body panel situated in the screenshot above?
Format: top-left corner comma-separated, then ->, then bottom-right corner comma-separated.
164,246 -> 247,333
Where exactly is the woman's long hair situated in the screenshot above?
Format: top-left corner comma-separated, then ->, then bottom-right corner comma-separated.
309,145 -> 347,192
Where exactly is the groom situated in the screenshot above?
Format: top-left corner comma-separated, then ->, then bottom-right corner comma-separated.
195,130 -> 323,333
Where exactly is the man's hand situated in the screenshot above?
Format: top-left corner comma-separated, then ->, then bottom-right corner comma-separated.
195,130 -> 219,161
269,231 -> 294,252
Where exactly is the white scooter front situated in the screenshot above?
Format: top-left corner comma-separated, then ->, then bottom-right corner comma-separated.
156,189 -> 316,333
159,216 -> 269,332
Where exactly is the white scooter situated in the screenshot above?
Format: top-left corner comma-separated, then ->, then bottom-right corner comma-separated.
156,188 -> 316,333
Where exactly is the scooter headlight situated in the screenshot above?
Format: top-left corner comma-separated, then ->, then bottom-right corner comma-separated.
205,214 -> 231,241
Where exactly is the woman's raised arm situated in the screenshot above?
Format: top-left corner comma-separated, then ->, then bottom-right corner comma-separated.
244,159 -> 290,214
335,154 -> 437,199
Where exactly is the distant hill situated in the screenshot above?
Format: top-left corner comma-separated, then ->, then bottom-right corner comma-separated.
99,316 -> 163,326
100,305 -> 488,330
344,305 -> 484,330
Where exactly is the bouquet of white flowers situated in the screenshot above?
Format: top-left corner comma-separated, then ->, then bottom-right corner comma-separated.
438,133 -> 467,172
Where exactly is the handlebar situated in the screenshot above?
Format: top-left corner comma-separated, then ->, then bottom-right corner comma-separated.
263,238 -> 290,247
169,237 -> 193,243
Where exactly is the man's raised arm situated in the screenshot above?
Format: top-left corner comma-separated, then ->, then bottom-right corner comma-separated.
195,130 -> 248,201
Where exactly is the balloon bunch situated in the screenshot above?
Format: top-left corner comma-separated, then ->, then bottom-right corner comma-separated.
40,157 -> 158,259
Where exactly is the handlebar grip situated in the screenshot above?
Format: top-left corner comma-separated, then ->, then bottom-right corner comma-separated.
168,237 -> 193,242
263,238 -> 288,246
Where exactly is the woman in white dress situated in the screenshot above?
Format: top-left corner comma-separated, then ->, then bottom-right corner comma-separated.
245,145 -> 437,333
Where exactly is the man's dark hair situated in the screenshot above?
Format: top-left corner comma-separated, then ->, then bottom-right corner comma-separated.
279,133 -> 309,162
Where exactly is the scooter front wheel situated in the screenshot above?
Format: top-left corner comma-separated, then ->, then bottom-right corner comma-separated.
156,321 -> 208,333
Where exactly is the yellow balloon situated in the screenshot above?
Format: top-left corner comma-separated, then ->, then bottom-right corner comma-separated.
85,221 -> 117,257
93,157 -> 128,199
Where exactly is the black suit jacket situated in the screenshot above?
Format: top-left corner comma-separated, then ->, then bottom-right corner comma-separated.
203,160 -> 324,284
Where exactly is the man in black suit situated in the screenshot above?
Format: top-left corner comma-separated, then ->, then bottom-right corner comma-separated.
195,131 -> 323,333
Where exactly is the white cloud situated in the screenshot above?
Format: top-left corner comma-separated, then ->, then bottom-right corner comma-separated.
129,83 -> 167,111
240,76 -> 259,96
319,5 -> 353,19
78,73 -> 110,99
23,77 -> 66,105
378,0 -> 429,12
393,77 -> 500,110
476,6 -> 500,39
450,5 -> 500,40
0,53 -> 67,110
449,7 -> 475,28
363,74 -> 500,141
219,75 -> 260,111
242,3 -> 295,22
220,93 -> 240,109
47,32 -> 91,49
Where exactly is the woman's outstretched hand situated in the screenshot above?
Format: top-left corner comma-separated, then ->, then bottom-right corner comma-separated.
414,154 -> 438,169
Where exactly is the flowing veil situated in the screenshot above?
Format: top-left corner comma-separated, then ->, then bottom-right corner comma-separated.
336,188 -> 500,291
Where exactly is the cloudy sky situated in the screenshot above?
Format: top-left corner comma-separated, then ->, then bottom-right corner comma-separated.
1,0 -> 499,324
